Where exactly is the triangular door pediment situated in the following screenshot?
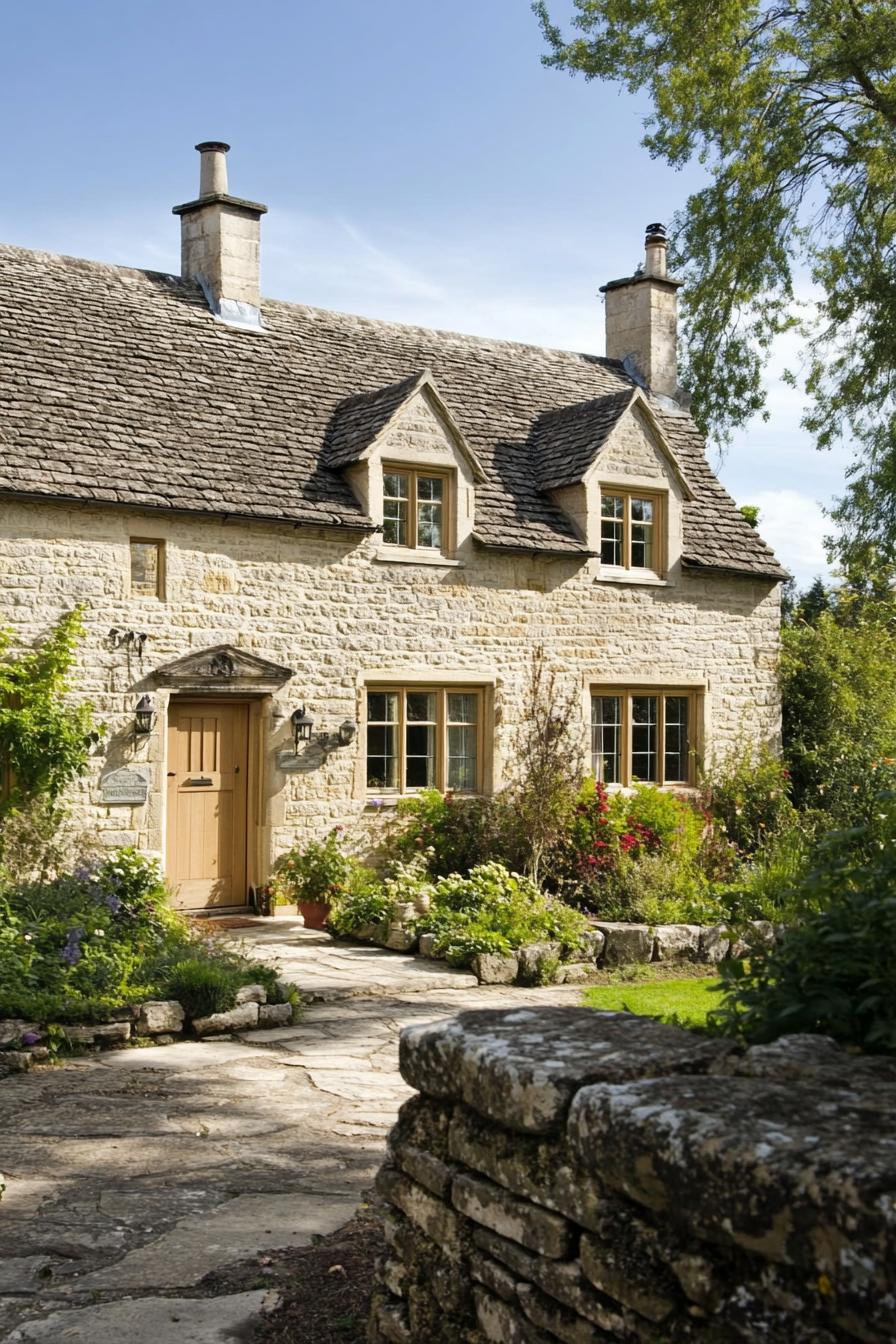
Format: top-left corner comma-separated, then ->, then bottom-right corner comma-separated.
152,644 -> 294,692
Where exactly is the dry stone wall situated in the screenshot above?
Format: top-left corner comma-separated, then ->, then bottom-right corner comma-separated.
371,1008 -> 896,1343
0,493 -> 780,875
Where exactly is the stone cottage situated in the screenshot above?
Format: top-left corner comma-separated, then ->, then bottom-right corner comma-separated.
0,142 -> 786,911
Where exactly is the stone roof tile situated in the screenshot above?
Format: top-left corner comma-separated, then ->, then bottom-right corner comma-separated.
0,244 -> 787,579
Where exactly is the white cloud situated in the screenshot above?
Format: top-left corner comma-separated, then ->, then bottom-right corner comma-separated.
749,489 -> 833,587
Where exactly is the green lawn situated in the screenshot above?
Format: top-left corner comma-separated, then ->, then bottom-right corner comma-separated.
582,976 -> 722,1029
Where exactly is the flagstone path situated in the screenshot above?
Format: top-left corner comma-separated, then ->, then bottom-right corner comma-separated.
0,926 -> 581,1342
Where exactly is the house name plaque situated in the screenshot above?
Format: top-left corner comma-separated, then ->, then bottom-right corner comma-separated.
100,768 -> 150,806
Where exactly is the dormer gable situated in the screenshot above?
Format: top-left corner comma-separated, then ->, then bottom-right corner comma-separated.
534,388 -> 693,576
326,371 -> 484,559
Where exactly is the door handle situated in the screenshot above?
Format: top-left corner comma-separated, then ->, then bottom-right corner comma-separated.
186,777 -> 213,787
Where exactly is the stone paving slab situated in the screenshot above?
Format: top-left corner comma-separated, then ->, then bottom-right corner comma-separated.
6,1289 -> 275,1343
0,955 -> 580,1341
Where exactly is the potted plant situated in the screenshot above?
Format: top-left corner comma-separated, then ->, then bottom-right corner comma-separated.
270,829 -> 358,930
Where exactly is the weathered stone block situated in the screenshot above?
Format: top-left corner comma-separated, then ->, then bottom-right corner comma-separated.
0,1020 -> 40,1048
594,923 -> 653,965
652,924 -> 701,961
257,1002 -> 293,1027
578,929 -> 606,963
517,943 -> 562,984
729,920 -> 776,959
400,1008 -> 728,1134
699,924 -> 731,963
383,927 -> 417,953
517,1282 -> 610,1344
452,1172 -> 573,1258
191,1002 -> 259,1036
235,983 -> 267,1005
418,933 -> 438,959
469,1251 -> 518,1303
62,1021 -> 131,1046
471,952 -> 519,985
375,1167 -> 465,1259
136,1000 -> 185,1035
369,1294 -> 412,1343
556,963 -> 593,985
2,1051 -> 33,1072
396,1144 -> 455,1200
580,1231 -> 677,1323
474,1288 -> 542,1343
449,1106 -> 606,1231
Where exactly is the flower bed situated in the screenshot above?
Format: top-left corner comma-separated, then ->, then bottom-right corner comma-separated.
0,846 -> 298,1079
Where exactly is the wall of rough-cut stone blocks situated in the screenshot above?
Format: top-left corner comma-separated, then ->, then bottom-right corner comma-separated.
0,480 -> 780,880
370,1009 -> 896,1343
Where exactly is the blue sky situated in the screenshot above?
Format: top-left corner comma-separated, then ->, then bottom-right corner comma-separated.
1,0 -> 851,586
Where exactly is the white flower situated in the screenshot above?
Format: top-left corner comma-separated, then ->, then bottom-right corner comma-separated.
93,928 -> 105,937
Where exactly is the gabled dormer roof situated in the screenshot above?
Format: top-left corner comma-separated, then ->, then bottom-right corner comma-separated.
324,369 -> 486,481
534,387 -> 693,498
0,243 -> 788,580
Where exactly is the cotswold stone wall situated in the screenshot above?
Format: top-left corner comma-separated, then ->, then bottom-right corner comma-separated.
371,1009 -> 896,1343
0,492 -> 779,873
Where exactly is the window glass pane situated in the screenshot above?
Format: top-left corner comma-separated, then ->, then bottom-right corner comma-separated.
601,496 -> 624,565
417,501 -> 443,549
406,724 -> 436,787
664,696 -> 689,782
382,498 -> 408,546
447,693 -> 477,724
591,696 -> 621,783
630,499 -> 654,569
383,473 -> 409,498
631,695 -> 658,782
366,725 -> 398,789
417,476 -> 443,502
406,692 -> 436,722
130,541 -> 161,597
367,692 -> 398,723
447,725 -> 477,791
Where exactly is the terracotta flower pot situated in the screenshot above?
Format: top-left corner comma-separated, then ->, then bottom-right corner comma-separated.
298,900 -> 331,930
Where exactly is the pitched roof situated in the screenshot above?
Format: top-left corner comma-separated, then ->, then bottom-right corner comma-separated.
324,372 -> 424,469
0,243 -> 787,579
534,389 -> 636,491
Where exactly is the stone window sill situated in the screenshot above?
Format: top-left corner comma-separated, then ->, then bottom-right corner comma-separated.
365,792 -> 484,810
374,547 -> 463,568
595,568 -> 668,588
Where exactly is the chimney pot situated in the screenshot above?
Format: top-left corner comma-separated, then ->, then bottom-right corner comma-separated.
195,141 -> 231,196
644,221 -> 668,278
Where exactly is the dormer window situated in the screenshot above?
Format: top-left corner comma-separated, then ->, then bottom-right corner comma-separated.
600,489 -> 663,572
383,466 -> 450,553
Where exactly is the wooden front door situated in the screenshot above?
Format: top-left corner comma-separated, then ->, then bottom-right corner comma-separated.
166,700 -> 249,910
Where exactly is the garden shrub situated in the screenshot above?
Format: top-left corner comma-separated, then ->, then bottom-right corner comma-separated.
700,745 -> 795,856
271,828 -> 375,907
0,608 -> 99,824
711,796 -> 896,1052
385,789 -> 520,878
414,861 -> 589,969
0,847 -> 293,1024
164,958 -> 248,1020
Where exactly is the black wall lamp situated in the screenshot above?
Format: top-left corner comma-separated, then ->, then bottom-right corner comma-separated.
319,719 -> 357,751
291,706 -> 315,753
134,694 -> 157,736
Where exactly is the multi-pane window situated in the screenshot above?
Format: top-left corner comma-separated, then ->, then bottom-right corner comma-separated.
599,491 -> 661,572
130,539 -> 164,598
382,467 -> 448,552
591,689 -> 696,785
366,687 -> 482,793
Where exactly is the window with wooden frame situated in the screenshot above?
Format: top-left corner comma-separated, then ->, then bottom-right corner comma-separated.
366,686 -> 482,794
130,539 -> 165,599
599,489 -> 664,573
591,688 -> 698,786
381,466 -> 451,553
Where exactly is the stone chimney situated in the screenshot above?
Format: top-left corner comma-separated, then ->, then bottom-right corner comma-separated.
172,142 -> 267,330
600,223 -> 684,403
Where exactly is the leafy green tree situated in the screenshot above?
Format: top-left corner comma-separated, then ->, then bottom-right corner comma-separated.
0,609 -> 98,819
536,1 -> 896,569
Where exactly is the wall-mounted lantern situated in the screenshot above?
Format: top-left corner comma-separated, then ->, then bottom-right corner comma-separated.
318,719 -> 357,752
134,694 -> 157,736
290,706 -> 315,753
